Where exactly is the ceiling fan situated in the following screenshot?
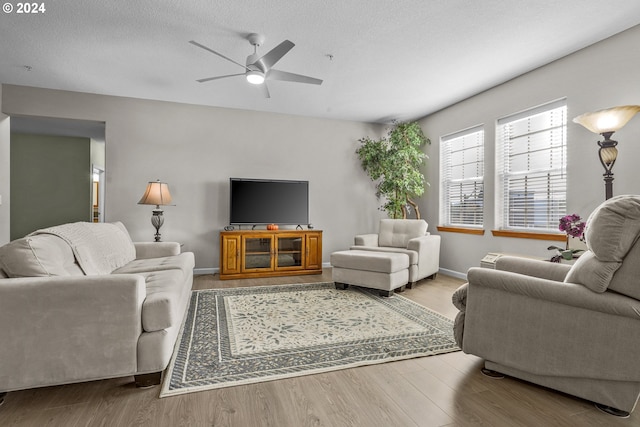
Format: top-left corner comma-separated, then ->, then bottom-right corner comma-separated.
189,34 -> 323,98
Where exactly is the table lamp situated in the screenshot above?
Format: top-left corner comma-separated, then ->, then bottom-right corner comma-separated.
138,179 -> 173,242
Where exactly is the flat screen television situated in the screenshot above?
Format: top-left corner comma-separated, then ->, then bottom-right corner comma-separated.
229,178 -> 309,225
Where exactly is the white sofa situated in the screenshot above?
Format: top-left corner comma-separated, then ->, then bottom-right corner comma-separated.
0,221 -> 194,399
351,219 -> 441,287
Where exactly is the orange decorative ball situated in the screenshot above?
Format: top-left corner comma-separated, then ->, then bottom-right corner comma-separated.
267,224 -> 279,230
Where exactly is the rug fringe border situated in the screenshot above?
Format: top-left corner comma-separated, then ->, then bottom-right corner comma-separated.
160,347 -> 459,398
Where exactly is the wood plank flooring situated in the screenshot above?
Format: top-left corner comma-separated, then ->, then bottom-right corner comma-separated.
0,269 -> 637,426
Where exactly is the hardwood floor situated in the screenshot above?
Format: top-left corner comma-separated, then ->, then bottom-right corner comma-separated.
1,269 -> 636,426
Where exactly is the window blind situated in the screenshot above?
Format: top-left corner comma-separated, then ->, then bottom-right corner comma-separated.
496,100 -> 567,231
440,126 -> 484,227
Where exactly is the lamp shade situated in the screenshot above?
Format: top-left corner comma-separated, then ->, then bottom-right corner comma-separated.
138,180 -> 173,206
573,105 -> 640,134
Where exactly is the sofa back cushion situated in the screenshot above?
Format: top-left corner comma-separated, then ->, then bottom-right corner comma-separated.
378,219 -> 428,248
564,250 -> 620,293
0,234 -> 84,277
584,195 -> 640,261
608,241 -> 640,300
31,221 -> 136,275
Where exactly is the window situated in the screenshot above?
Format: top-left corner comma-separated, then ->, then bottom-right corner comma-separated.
440,126 -> 484,228
496,99 -> 567,232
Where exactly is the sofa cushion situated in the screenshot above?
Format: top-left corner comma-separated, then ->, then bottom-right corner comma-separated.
0,235 -> 83,278
139,269 -> 187,332
378,219 -> 427,248
331,250 -> 409,274
349,245 -> 418,265
112,253 -> 195,276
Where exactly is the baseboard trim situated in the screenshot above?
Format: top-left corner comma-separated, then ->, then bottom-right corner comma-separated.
194,267 -> 219,275
439,268 -> 467,280
194,266 -> 466,280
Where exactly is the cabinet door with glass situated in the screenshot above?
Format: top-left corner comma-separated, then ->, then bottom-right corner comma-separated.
241,235 -> 274,272
275,234 -> 304,270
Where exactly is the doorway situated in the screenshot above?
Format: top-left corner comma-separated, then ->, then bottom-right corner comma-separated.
9,116 -> 106,238
92,166 -> 105,222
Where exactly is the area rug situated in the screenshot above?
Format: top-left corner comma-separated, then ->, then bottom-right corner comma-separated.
160,282 -> 459,397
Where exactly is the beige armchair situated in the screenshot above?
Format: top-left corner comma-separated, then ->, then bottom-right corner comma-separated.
352,219 -> 440,287
453,195 -> 640,417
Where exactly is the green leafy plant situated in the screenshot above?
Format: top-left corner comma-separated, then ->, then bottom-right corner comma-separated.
356,121 -> 431,219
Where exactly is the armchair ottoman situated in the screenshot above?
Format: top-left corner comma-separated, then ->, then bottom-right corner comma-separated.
331,250 -> 409,297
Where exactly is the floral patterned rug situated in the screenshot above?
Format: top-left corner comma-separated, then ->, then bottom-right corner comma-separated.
160,282 -> 459,397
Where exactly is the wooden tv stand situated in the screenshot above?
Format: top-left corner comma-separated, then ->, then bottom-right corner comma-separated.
219,229 -> 323,280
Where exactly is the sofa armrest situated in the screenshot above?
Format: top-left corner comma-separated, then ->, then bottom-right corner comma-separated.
134,242 -> 181,259
407,234 -> 440,278
495,256 -> 571,282
0,274 -> 146,392
354,234 -> 379,247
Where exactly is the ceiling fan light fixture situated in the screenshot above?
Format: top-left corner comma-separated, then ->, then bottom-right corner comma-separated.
246,70 -> 265,85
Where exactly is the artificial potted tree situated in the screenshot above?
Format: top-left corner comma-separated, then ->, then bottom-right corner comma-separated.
356,121 -> 431,219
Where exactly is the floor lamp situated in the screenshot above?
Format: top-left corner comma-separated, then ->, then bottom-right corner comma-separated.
138,180 -> 173,242
573,105 -> 640,200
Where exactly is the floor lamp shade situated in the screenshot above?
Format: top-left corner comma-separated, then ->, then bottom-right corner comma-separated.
573,105 -> 640,200
138,180 -> 173,242
572,105 -> 640,134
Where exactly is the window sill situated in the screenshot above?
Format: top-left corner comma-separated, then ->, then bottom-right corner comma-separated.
491,230 -> 566,241
437,226 -> 485,235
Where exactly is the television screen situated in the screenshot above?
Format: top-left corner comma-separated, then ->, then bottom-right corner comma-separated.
230,178 -> 309,225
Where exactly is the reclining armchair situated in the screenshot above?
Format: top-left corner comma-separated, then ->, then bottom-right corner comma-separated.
352,219 -> 440,287
453,195 -> 640,417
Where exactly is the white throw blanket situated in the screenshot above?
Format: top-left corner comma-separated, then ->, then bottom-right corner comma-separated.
29,222 -> 136,275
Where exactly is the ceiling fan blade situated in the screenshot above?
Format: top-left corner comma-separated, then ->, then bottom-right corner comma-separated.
189,40 -> 249,71
196,73 -> 245,83
268,69 -> 323,85
258,82 -> 271,98
253,40 -> 295,72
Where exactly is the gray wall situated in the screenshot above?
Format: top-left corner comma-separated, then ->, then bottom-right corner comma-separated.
10,133 -> 91,240
2,24 -> 639,274
418,24 -> 640,276
0,87 -> 385,269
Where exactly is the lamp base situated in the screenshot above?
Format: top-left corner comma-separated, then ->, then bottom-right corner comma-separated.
151,209 -> 164,242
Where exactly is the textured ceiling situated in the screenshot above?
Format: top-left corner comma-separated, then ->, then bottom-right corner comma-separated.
1,0 -> 640,124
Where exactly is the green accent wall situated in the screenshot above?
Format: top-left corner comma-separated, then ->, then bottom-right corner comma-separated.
10,133 -> 91,240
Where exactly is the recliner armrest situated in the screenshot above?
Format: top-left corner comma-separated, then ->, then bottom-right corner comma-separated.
467,267 -> 640,319
354,234 -> 379,247
407,234 -> 440,252
407,234 -> 440,278
496,256 -> 571,282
